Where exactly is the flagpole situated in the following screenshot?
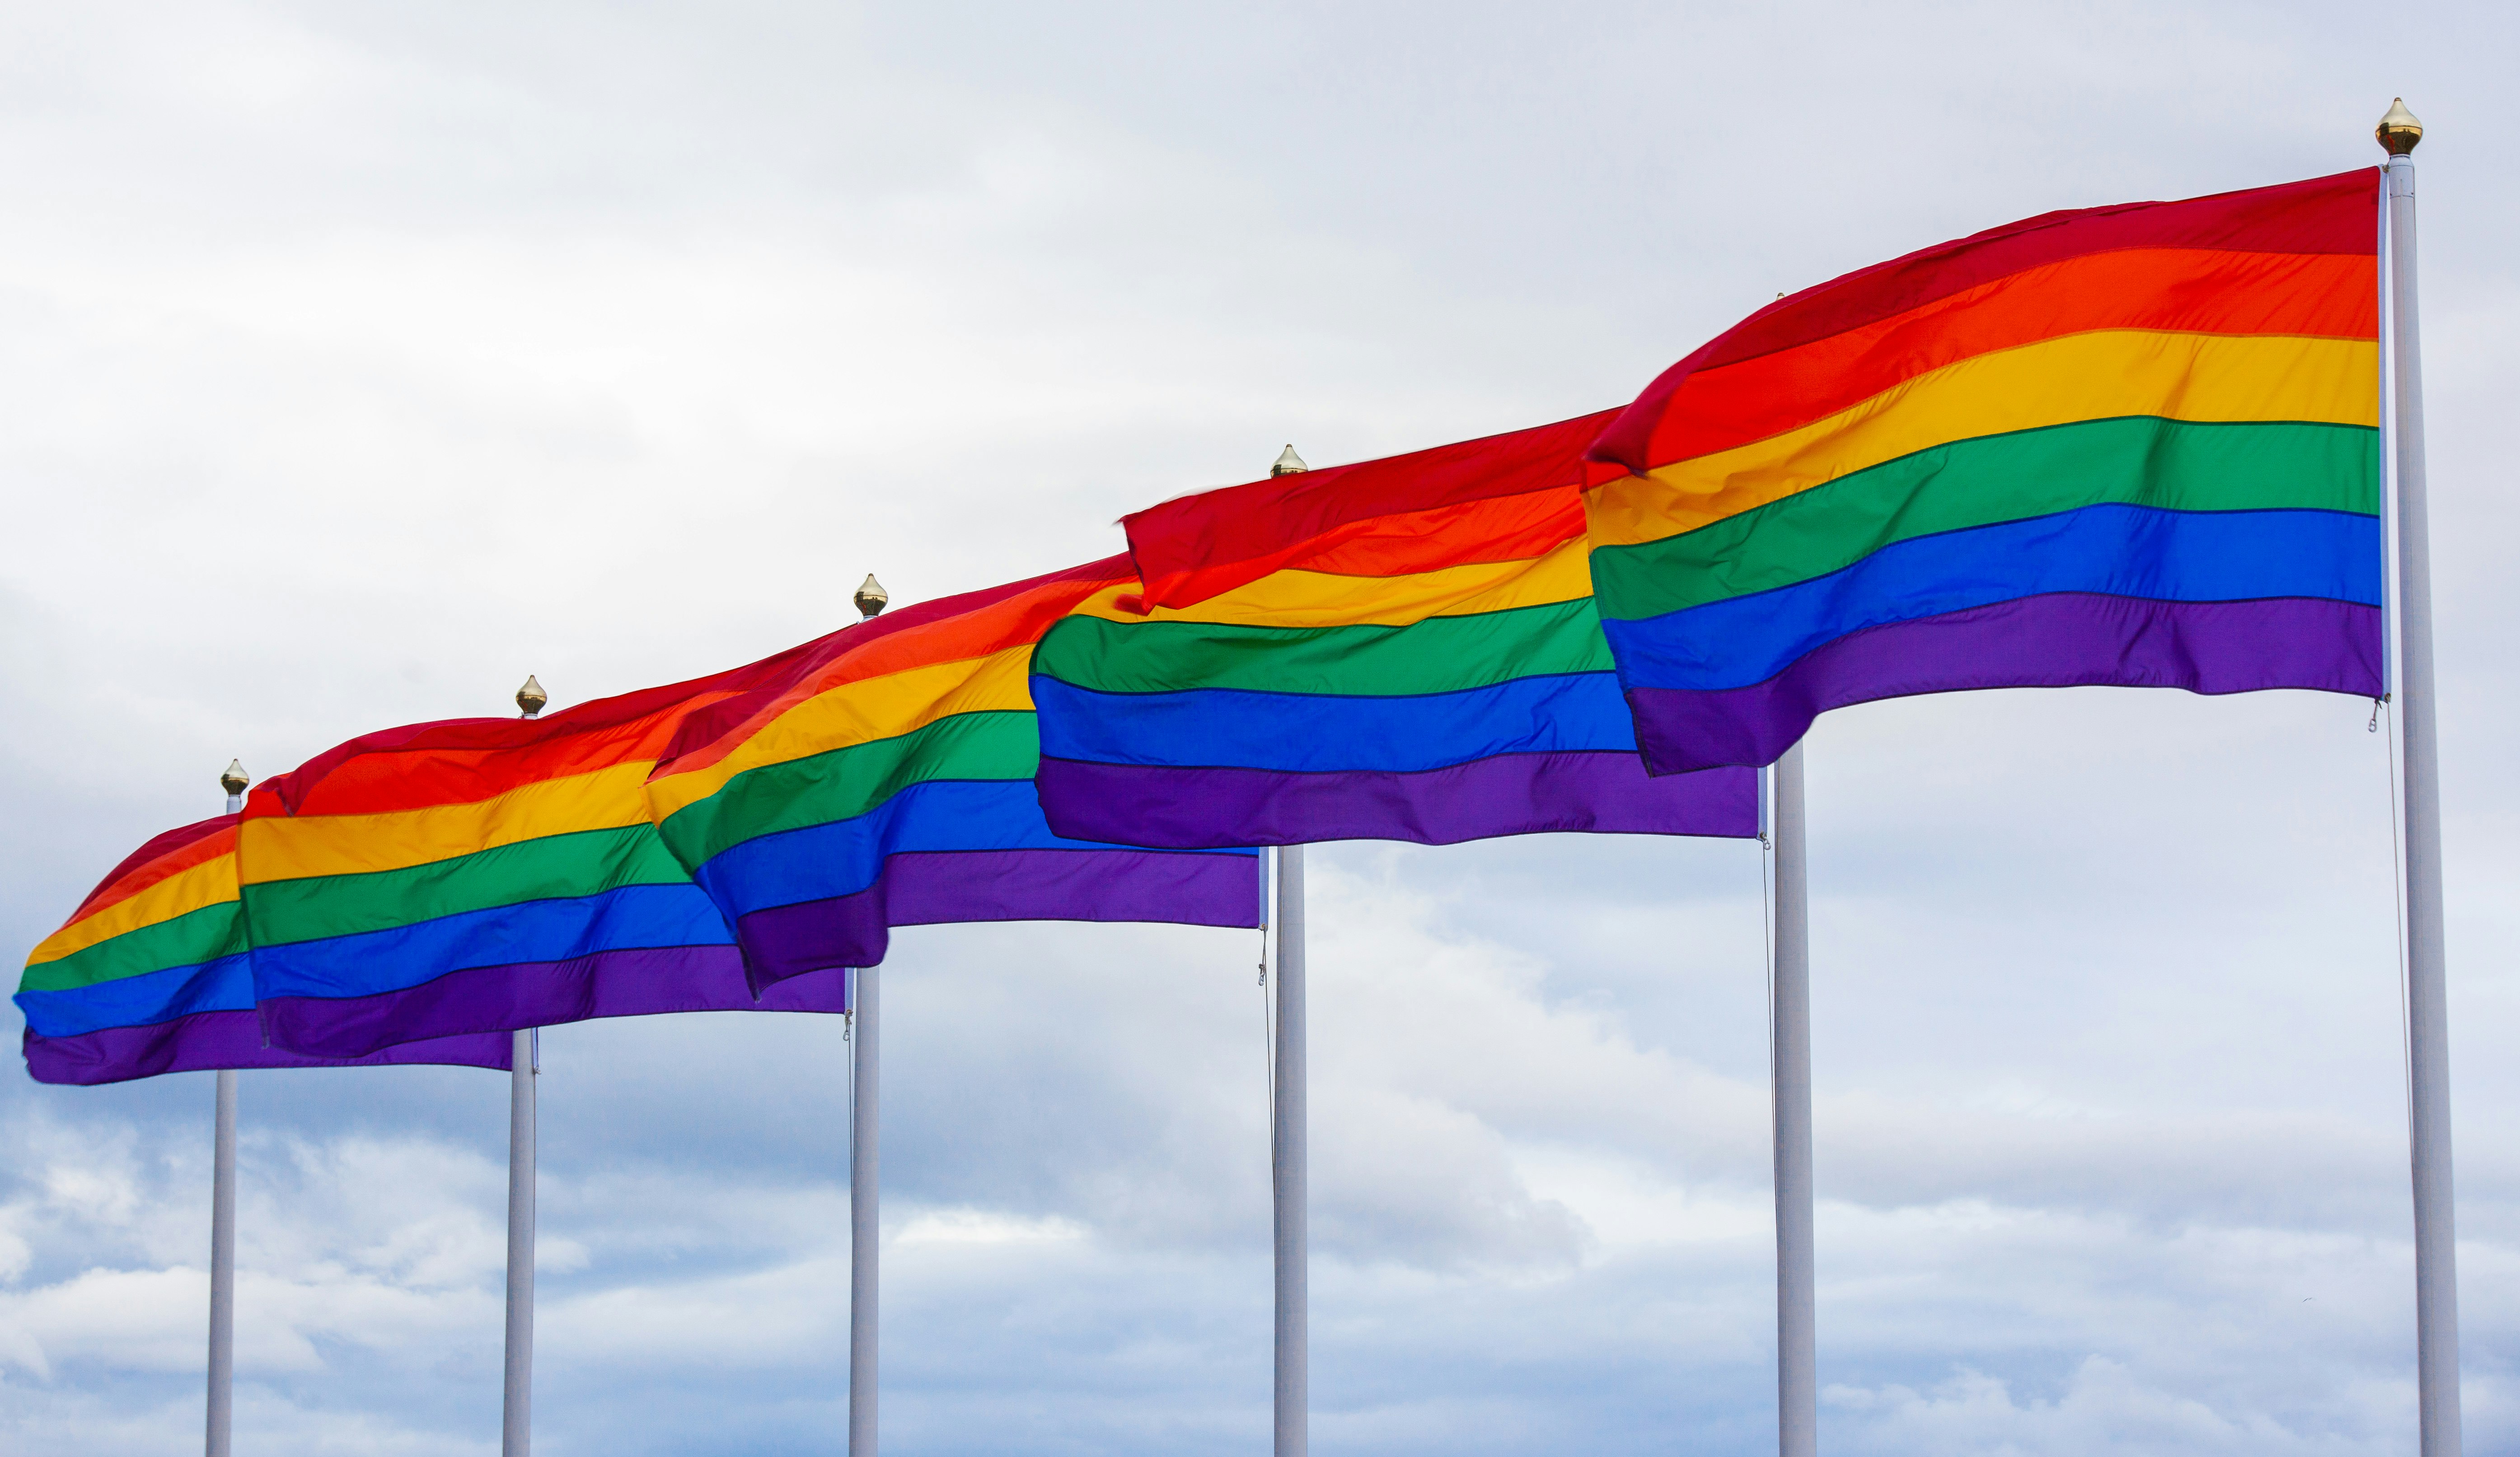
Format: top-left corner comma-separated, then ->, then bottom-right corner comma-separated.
841,573 -> 890,1457
503,677 -> 548,1457
206,764 -> 246,1457
849,963 -> 880,1457
2378,99 -> 2463,1457
1769,743 -> 1817,1457
501,1028 -> 537,1455
1259,446 -> 1310,1457
1273,842 -> 1307,1457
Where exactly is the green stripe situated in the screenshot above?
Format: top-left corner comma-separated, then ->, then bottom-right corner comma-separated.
241,824 -> 689,947
659,711 -> 1039,871
1591,417 -> 2381,620
19,901 -> 247,994
1032,596 -> 1613,697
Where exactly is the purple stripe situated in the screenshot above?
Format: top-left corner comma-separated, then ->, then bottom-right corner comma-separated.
258,946 -> 849,1060
735,847 -> 1265,988
23,1011 -> 511,1087
1036,750 -> 1760,849
1625,594 -> 2385,774
736,892 -> 886,990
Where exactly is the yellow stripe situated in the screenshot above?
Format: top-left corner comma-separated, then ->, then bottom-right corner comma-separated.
1586,331 -> 2380,548
645,646 -> 1034,819
28,857 -> 239,967
1068,537 -> 1594,630
239,760 -> 658,885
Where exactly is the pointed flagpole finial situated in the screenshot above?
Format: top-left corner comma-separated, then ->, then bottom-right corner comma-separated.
1270,444 -> 1308,477
854,574 -> 889,621
2377,98 -> 2423,155
220,759 -> 249,796
516,674 -> 548,718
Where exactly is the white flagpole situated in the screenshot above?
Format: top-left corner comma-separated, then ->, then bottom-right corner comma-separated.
842,574 -> 890,1457
504,677 -> 548,1457
1261,445 -> 1310,1457
1769,743 -> 1816,1457
501,1029 -> 537,1456
849,964 -> 881,1457
1273,842 -> 1307,1457
2379,99 -> 2463,1457
206,760 -> 247,1457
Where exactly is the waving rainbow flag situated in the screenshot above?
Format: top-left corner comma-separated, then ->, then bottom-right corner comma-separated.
242,677 -> 848,1060
1584,168 -> 2385,772
1030,419 -> 1759,847
18,813 -> 511,1084
644,558 -> 1261,989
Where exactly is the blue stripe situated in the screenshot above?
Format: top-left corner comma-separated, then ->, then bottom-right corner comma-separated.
14,953 -> 255,1038
251,883 -> 735,1002
1030,670 -> 1642,776
1600,505 -> 2384,692
695,777 -> 1253,920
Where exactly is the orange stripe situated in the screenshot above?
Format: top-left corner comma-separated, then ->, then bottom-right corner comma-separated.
657,566 -> 1129,784
282,699 -> 733,818
1649,249 -> 2376,466
70,822 -> 238,925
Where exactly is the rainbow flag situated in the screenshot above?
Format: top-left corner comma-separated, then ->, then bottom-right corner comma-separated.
1030,417 -> 1761,846
1583,168 -> 2385,772
242,677 -> 848,1060
643,557 -> 1262,988
18,814 -> 511,1085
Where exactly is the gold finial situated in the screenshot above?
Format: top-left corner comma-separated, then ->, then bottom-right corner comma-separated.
854,574 -> 889,621
219,759 -> 249,796
515,674 -> 548,718
2377,98 -> 2423,156
1270,444 -> 1308,477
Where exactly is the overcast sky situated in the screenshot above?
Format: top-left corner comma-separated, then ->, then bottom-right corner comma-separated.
5,2 -> 2519,1454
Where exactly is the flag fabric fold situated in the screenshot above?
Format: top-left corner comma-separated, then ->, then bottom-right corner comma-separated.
1582,168 -> 2386,773
16,813 -> 512,1085
1030,416 -> 1761,847
642,557 -> 1263,991
239,675 -> 848,1061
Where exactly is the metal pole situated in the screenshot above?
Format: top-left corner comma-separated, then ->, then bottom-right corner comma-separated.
206,1068 -> 237,1457
850,966 -> 881,1457
1770,744 -> 1817,1457
502,1028 -> 536,1456
2380,102 -> 2463,1457
501,677 -> 548,1457
206,767 -> 245,1457
1273,844 -> 1307,1457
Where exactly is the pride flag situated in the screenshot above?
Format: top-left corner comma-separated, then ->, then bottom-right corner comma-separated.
1030,418 -> 1760,847
1584,168 -> 2385,772
18,814 -> 511,1085
242,678 -> 848,1060
643,557 -> 1262,989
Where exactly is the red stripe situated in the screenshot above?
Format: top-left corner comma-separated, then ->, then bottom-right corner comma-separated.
66,816 -> 237,925
255,682 -> 763,819
256,663 -> 778,817
1590,168 -> 2380,473
1146,489 -> 1586,605
1124,411 -> 1625,610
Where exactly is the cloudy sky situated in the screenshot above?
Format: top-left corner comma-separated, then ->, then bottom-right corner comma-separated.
5,2 -> 2518,1453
